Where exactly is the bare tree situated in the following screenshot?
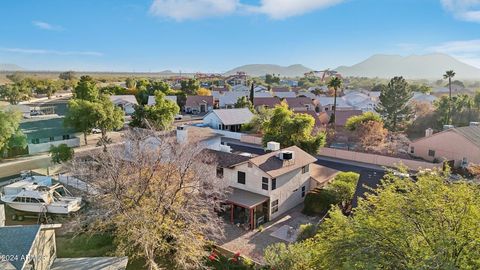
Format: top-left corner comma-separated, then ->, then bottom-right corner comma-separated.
71,129 -> 229,270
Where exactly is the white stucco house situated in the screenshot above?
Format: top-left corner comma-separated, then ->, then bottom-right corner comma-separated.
109,95 -> 138,115
203,108 -> 254,132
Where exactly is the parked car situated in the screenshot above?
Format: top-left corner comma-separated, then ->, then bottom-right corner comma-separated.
174,114 -> 183,120
91,128 -> 101,134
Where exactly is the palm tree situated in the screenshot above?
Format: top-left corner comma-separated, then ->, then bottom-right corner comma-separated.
327,76 -> 343,128
443,70 -> 456,124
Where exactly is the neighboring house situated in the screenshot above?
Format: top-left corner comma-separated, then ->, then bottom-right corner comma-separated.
280,80 -> 299,87
0,224 -> 128,270
284,97 -> 317,112
109,95 -> 138,115
342,92 -> 378,112
212,91 -> 249,109
409,124 -> 480,167
328,110 -> 363,126
20,118 -> 80,155
185,96 -> 214,114
203,108 -> 254,132
299,111 -> 327,129
271,87 -> 290,93
147,95 -> 177,106
254,91 -> 273,98
254,85 -> 268,92
273,91 -> 296,99
316,96 -> 354,112
410,92 -> 437,104
206,144 -> 338,229
253,97 -> 282,110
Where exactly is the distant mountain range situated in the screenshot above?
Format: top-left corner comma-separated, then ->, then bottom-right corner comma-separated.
224,64 -> 312,77
336,53 -> 480,79
0,63 -> 24,71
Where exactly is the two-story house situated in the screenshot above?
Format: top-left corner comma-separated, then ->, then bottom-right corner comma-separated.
206,144 -> 337,230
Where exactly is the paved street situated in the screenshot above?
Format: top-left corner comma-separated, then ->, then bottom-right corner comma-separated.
223,140 -> 386,207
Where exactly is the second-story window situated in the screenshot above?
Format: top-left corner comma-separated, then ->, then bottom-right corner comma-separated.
271,199 -> 279,214
428,150 -> 436,157
262,177 -> 268,190
238,171 -> 246,184
216,167 -> 224,178
302,165 -> 309,174
271,178 -> 277,190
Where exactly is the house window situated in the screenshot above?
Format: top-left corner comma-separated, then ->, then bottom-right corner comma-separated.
237,171 -> 246,184
271,178 -> 277,190
216,167 -> 224,178
410,146 -> 415,154
428,150 -> 436,157
271,199 -> 279,214
302,165 -> 309,174
301,186 -> 306,198
63,134 -> 70,140
262,177 -> 268,190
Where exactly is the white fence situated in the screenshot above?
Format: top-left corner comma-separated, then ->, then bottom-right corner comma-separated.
28,137 -> 81,154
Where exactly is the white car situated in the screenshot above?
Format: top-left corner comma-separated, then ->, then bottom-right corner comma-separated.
91,128 -> 101,134
174,114 -> 183,120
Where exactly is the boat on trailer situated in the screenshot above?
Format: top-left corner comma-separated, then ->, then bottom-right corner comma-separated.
1,181 -> 82,215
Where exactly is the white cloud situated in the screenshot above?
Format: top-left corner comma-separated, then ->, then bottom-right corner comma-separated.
32,20 -> 64,31
149,0 -> 344,21
0,47 -> 103,56
428,39 -> 480,67
149,0 -> 238,21
441,0 -> 480,22
247,0 -> 345,19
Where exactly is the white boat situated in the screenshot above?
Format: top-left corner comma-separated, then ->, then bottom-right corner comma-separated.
1,183 -> 82,215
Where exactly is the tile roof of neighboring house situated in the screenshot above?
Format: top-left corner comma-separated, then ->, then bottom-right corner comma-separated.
147,95 -> 177,106
253,97 -> 282,108
453,126 -> 480,148
285,97 -> 317,109
206,108 -> 254,125
309,164 -> 340,188
316,96 -> 353,109
109,95 -> 138,105
273,91 -> 296,98
328,110 -> 363,126
202,148 -> 251,168
185,96 -> 214,107
214,91 -> 249,107
271,87 -> 290,92
254,91 -> 273,98
411,125 -> 480,148
411,92 -> 437,104
0,225 -> 41,270
248,146 -> 317,178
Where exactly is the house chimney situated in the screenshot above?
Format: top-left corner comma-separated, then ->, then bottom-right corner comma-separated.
266,141 -> 280,152
469,122 -> 480,127
176,125 -> 188,144
425,128 -> 433,137
443,125 -> 454,131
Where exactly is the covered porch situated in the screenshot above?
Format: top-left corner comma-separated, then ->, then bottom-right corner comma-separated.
224,188 -> 269,230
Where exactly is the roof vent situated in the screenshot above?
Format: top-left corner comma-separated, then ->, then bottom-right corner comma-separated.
278,150 -> 294,161
443,125 -> 454,130
425,128 -> 433,137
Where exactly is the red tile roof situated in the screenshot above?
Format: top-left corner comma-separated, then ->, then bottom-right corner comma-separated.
253,97 -> 282,108
328,110 -> 363,126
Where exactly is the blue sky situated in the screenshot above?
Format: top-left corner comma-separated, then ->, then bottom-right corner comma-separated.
1,0 -> 480,72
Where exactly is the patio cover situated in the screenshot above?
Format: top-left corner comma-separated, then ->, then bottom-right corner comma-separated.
227,188 -> 269,208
